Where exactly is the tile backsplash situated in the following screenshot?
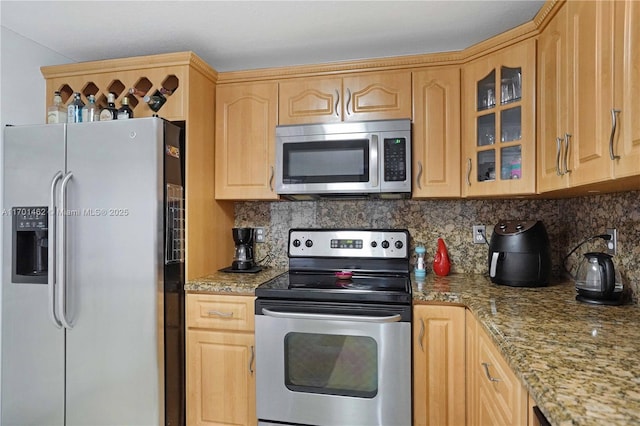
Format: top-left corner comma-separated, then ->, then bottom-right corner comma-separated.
235,190 -> 639,301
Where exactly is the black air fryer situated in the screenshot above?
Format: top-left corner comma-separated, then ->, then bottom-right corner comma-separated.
488,220 -> 551,287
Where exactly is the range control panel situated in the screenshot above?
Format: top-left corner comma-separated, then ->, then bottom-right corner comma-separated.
289,229 -> 409,258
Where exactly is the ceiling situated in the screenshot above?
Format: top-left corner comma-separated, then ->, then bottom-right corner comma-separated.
1,1 -> 545,73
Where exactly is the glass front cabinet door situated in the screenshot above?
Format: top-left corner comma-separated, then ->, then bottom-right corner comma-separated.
462,39 -> 536,197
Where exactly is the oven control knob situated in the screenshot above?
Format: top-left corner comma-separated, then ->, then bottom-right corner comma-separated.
371,241 -> 377,248
381,240 -> 390,249
395,241 -> 404,249
292,239 -> 301,247
305,239 -> 313,248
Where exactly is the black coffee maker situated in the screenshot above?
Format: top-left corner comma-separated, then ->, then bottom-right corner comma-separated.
232,228 -> 255,270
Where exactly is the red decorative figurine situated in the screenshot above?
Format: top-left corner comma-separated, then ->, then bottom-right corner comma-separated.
433,238 -> 451,276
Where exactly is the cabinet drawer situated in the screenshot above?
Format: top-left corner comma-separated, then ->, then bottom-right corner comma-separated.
187,294 -> 255,331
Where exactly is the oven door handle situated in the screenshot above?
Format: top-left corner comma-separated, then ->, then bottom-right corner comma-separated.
261,308 -> 402,323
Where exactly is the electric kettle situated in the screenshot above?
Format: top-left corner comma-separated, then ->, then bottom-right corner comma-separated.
575,252 -> 623,305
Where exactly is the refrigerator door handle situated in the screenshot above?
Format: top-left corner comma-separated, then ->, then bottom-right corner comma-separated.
48,171 -> 64,328
58,171 -> 74,329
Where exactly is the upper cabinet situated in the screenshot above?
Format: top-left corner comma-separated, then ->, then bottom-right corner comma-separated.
278,71 -> 412,125
412,67 -> 461,198
215,82 -> 279,200
462,39 -> 536,197
612,0 -> 640,181
537,0 -> 640,193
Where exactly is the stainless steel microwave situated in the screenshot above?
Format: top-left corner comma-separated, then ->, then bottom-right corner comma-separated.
275,119 -> 411,200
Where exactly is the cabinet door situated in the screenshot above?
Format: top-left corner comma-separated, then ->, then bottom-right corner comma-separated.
475,319 -> 528,426
278,77 -> 342,124
342,71 -> 412,121
215,82 -> 278,200
412,67 -> 461,197
462,39 -> 536,197
566,0 -> 616,187
613,0 -> 640,179
466,311 -> 528,426
186,329 -> 256,426
537,5 -> 570,192
413,305 -> 465,426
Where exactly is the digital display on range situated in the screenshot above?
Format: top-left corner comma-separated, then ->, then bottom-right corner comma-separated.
330,239 -> 363,249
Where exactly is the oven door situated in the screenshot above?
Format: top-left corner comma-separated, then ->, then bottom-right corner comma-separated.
276,133 -> 379,195
255,301 -> 411,426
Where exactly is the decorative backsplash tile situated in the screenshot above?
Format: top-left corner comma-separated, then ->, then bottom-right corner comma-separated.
235,190 -> 639,301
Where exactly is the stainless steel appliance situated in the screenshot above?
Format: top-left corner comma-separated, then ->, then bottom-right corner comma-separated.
275,119 -> 411,200
575,252 -> 623,305
2,118 -> 185,425
255,229 -> 412,426
488,220 -> 551,287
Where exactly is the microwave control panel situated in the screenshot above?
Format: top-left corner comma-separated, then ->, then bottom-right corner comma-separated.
383,138 -> 407,182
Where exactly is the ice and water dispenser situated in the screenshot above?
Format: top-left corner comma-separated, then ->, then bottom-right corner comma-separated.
12,207 -> 48,284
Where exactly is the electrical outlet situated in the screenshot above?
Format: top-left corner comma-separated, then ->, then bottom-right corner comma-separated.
605,228 -> 617,255
255,227 -> 266,243
472,225 -> 486,244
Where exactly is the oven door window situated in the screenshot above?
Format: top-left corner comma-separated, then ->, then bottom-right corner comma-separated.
282,139 -> 369,184
284,332 -> 378,398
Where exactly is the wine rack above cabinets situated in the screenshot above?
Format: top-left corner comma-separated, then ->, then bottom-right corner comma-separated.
42,57 -> 194,121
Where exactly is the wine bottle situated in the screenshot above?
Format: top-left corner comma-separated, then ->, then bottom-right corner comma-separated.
84,94 -> 100,122
47,91 -> 67,124
143,90 -> 167,112
99,93 -> 118,121
117,96 -> 134,119
67,92 -> 84,123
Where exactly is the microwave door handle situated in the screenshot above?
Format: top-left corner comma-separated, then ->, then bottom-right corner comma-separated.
262,308 -> 401,323
370,135 -> 379,187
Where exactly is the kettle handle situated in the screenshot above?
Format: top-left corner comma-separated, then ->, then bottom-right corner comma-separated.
597,255 -> 616,297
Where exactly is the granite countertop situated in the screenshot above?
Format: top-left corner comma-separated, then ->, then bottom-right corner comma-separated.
185,266 -> 287,295
186,270 -> 640,425
413,274 -> 640,426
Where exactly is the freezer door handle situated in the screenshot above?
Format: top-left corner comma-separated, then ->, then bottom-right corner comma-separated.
58,171 -> 74,329
48,171 -> 64,328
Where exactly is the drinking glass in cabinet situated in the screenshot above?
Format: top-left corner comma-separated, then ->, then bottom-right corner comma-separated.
477,113 -> 495,146
500,107 -> 521,142
477,150 -> 496,182
477,70 -> 496,111
500,146 -> 522,180
500,67 -> 521,104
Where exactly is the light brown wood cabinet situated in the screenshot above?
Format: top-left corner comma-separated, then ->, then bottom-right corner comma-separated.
462,39 -> 537,197
215,82 -> 279,200
413,305 -> 466,426
41,52 -> 235,280
412,67 -> 461,198
278,71 -> 412,124
537,0 -> 640,193
186,294 -> 256,426
466,310 -> 528,426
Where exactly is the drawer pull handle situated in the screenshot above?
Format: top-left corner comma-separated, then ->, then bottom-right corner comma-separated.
207,310 -> 234,318
482,362 -> 501,382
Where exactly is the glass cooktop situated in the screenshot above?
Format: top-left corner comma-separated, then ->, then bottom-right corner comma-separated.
255,272 -> 412,304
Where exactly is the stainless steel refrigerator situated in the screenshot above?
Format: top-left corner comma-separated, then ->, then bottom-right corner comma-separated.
1,117 -> 185,425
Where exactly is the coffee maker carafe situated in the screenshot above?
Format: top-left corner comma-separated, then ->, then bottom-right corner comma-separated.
232,228 -> 255,270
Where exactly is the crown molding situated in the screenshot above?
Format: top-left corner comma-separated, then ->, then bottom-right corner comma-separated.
41,51 -> 218,83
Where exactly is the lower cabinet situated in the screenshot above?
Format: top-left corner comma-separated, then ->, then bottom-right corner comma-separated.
186,294 -> 256,426
466,309 -> 528,426
413,304 -> 466,426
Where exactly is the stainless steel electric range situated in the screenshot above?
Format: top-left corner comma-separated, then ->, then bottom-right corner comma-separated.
255,229 -> 412,426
